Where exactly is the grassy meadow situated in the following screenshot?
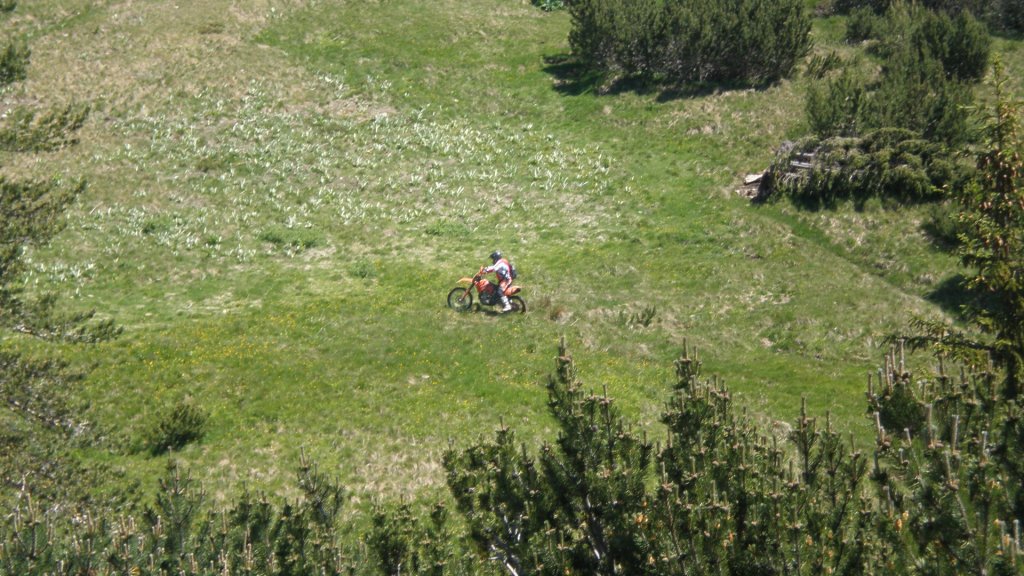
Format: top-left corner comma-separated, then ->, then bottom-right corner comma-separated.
4,0 -> 1016,515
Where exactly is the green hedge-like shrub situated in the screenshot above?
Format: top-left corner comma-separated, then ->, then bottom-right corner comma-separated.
806,66 -> 868,138
911,9 -> 990,82
845,6 -> 883,42
568,0 -> 811,87
766,129 -> 966,208
811,3 -> 983,148
868,46 -> 973,147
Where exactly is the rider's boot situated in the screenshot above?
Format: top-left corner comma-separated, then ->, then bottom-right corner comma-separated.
500,294 -> 512,313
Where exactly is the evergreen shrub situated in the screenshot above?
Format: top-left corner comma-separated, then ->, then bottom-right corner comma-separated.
145,400 -> 209,455
806,66 -> 868,137
912,9 -> 990,82
831,0 -> 891,14
809,3 -> 983,152
766,130 -> 962,207
0,103 -> 90,152
568,0 -> 811,86
531,0 -> 565,11
3,341 -> 1024,574
0,38 -> 28,86
845,6 -> 883,42
999,0 -> 1024,32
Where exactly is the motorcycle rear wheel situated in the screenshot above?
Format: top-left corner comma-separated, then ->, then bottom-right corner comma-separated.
447,288 -> 473,312
509,296 -> 526,314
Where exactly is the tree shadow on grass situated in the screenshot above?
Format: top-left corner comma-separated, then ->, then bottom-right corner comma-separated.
542,54 -> 604,96
542,53 -> 760,101
927,273 -> 970,317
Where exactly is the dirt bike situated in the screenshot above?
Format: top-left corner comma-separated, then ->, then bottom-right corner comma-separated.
447,267 -> 526,314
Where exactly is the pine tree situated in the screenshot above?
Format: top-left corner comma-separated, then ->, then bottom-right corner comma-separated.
868,342 -> 1023,574
0,6 -> 118,508
954,60 -> 1024,400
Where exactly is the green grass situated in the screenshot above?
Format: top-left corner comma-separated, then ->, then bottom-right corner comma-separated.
4,0 -> 1019,511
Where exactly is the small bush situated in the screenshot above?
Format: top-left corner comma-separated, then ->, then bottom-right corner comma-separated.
0,39 -> 29,87
532,0 -> 565,11
0,103 -> 90,152
868,48 -> 973,146
944,11 -> 990,82
876,379 -> 926,434
845,6 -> 882,42
996,0 -> 1024,32
872,2 -> 990,83
815,1 -> 980,149
922,200 -> 964,249
805,66 -> 868,138
258,225 -> 321,252
145,400 -> 209,455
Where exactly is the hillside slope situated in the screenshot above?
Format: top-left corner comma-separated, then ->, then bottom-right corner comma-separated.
2,0 -> 974,506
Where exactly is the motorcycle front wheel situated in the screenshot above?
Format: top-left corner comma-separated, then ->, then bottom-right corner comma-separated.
509,296 -> 526,314
447,288 -> 473,312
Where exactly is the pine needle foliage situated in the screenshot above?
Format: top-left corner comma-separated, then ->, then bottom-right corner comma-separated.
567,0 -> 811,87
2,342 -> 1023,575
144,400 -> 209,455
867,342 -> 1024,574
952,60 -> 1024,400
0,103 -> 90,153
445,339 -> 900,575
765,130 -> 963,208
0,26 -> 117,512
775,2 -> 986,206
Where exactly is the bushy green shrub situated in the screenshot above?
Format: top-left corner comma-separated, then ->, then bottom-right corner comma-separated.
145,400 -> 209,455
568,0 -> 811,87
806,66 -> 868,137
531,0 -> 565,11
912,9 -> 990,82
868,341 -> 1024,571
0,38 -> 28,86
831,0 -> 892,14
568,0 -> 664,79
0,103 -> 90,152
871,2 -> 990,82
810,2 -> 982,151
868,46 -> 973,146
4,340 -> 1024,575
998,0 -> 1024,32
845,6 -> 883,42
766,130 -> 965,207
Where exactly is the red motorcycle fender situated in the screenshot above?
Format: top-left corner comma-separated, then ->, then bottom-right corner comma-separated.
504,285 -> 521,296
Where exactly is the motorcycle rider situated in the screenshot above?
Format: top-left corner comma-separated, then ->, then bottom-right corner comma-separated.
483,250 -> 513,312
